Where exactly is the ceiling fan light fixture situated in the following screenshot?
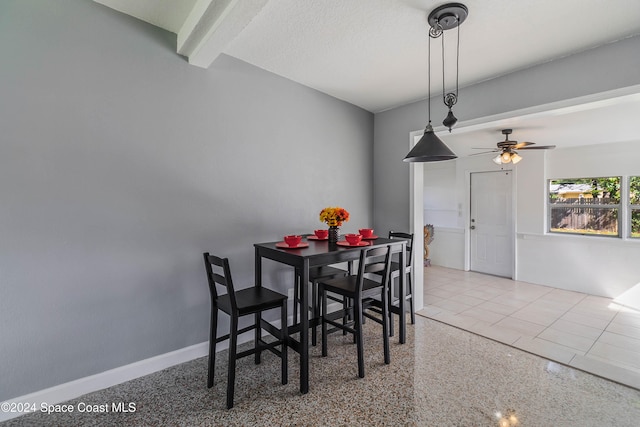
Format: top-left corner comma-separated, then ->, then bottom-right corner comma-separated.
475,129 -> 555,164
501,151 -> 512,163
493,150 -> 521,165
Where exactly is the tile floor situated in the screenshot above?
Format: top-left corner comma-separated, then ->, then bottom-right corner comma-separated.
418,265 -> 640,390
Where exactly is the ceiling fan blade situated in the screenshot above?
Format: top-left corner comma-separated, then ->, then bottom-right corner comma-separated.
471,147 -> 498,150
513,141 -> 534,149
469,151 -> 496,156
517,145 -> 556,150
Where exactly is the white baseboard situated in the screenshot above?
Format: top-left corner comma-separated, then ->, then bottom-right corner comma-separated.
0,342 -> 209,422
1,309 -> 339,423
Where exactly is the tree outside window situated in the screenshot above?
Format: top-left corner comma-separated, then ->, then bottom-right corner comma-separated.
548,177 -> 621,237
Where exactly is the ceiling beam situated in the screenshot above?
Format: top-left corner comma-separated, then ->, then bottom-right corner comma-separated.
177,0 -> 268,68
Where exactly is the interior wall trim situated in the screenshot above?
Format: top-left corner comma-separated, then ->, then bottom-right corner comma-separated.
435,226 -> 465,234
518,232 -> 640,246
0,342 -> 208,423
435,84 -> 640,136
0,310 -> 337,422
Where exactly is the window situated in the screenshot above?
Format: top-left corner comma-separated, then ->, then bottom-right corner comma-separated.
631,176 -> 640,238
548,177 -> 621,237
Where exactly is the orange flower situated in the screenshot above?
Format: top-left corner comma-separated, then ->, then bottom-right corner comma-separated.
319,206 -> 350,227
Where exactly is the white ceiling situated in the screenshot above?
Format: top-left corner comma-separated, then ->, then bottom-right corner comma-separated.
95,0 -> 640,154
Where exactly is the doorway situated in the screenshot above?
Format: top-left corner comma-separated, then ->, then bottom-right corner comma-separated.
469,171 -> 514,278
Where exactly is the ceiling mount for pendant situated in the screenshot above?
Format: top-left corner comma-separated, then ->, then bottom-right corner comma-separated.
428,3 -> 468,30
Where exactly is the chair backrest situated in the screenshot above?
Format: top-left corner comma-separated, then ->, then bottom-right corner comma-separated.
356,245 -> 392,295
388,231 -> 414,266
203,253 -> 237,310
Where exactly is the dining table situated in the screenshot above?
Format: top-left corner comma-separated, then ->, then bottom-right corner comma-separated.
254,236 -> 407,394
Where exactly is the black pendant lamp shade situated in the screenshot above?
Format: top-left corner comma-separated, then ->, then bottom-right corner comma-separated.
404,124 -> 457,162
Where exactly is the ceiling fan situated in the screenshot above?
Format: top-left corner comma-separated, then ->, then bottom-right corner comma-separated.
472,129 -> 556,164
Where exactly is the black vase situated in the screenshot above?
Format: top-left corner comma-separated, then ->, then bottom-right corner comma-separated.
328,226 -> 339,244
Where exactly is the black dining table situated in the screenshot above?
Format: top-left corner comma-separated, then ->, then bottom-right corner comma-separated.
254,236 -> 406,394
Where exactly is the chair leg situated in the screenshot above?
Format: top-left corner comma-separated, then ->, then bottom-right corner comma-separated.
354,298 -> 365,378
207,307 -> 218,388
408,272 -> 415,324
309,282 -> 320,347
343,296 -> 351,338
311,280 -> 318,346
348,297 -> 357,343
255,311 -> 262,365
321,286 -> 328,357
227,314 -> 238,409
280,302 -> 288,385
381,286 -> 390,365
388,276 -> 395,337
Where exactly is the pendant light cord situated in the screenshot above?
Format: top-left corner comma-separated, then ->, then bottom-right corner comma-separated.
427,22 -> 441,129
441,24 -> 445,105
455,15 -> 460,99
441,15 -> 460,107
427,29 -> 431,126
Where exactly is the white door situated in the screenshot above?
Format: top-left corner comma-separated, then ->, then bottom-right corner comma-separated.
470,171 -> 513,278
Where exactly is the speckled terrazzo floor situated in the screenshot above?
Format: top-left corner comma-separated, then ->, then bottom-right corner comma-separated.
4,316 -> 640,426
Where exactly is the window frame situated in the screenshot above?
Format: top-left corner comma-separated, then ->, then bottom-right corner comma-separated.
630,176 -> 640,239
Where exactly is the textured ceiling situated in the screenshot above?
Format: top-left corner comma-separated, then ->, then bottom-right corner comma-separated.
95,0 -> 640,154
223,0 -> 640,113
97,0 -> 640,113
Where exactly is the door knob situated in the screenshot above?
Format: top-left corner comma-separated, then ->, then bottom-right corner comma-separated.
470,225 -> 476,230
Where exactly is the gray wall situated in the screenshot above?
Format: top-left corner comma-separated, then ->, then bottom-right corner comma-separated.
0,0 -> 373,400
373,35 -> 640,235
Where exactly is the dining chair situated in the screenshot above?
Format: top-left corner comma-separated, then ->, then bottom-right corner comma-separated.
203,253 -> 288,409
318,245 -> 392,378
293,265 -> 349,346
365,231 -> 415,334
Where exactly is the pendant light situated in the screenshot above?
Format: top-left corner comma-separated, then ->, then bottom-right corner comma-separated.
404,3 -> 468,163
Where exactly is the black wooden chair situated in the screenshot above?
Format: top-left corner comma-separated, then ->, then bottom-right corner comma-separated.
365,231 -> 415,334
203,253 -> 288,409
318,245 -> 392,378
293,265 -> 349,346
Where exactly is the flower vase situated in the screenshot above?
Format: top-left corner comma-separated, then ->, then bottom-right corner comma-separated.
328,226 -> 339,244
